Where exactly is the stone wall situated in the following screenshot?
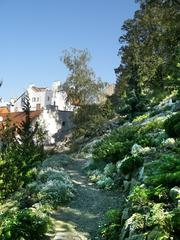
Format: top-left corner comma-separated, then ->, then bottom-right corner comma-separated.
37,109 -> 73,145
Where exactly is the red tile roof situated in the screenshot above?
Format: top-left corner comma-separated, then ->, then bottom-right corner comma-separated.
0,110 -> 42,129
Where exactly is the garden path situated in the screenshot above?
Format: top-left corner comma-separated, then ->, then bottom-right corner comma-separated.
50,157 -> 123,240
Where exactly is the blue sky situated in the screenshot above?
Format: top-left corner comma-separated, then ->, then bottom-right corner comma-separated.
0,0 -> 139,100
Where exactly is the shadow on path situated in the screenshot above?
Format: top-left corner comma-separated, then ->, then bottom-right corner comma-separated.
51,158 -> 123,240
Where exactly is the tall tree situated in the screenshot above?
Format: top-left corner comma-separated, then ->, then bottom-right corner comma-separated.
115,0 -> 180,115
61,48 -> 104,106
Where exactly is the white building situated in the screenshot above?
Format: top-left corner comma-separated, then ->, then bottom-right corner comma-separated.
27,85 -> 52,111
10,81 -> 73,112
51,81 -> 74,111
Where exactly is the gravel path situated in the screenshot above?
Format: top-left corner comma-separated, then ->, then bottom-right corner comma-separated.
51,157 -> 123,240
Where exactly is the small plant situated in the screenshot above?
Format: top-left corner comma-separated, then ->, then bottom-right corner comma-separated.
37,167 -> 74,206
93,125 -> 138,163
0,209 -> 51,240
164,112 -> 180,138
99,209 -> 122,240
129,185 -> 150,207
146,154 -> 180,188
132,113 -> 149,123
104,163 -> 117,177
118,155 -> 144,175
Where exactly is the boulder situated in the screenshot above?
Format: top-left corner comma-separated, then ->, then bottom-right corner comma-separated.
123,180 -> 130,192
131,144 -> 144,156
138,166 -> 144,181
121,208 -> 131,222
162,138 -> 176,148
169,186 -> 180,204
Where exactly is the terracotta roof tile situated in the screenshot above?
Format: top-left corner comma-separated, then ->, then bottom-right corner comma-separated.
0,110 -> 42,129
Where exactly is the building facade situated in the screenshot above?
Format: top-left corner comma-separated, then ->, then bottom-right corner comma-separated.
10,81 -> 72,112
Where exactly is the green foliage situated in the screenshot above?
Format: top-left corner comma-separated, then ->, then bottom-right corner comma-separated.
136,118 -> 166,147
146,154 -> 180,188
0,209 -> 50,240
103,163 -> 117,177
73,99 -> 115,138
119,155 -> 144,175
99,209 -> 122,240
61,48 -> 104,106
35,155 -> 74,206
0,95 -> 45,198
114,0 -> 179,113
93,125 -> 138,163
150,185 -> 169,202
164,112 -> 180,138
172,208 -> 180,235
129,185 -> 150,207
132,113 -> 149,123
147,203 -> 173,233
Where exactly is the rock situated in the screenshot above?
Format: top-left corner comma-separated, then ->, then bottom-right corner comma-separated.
123,180 -> 130,192
169,186 -> 180,203
162,138 -> 176,148
131,144 -> 144,156
138,166 -> 144,181
129,178 -> 138,193
121,208 -> 131,222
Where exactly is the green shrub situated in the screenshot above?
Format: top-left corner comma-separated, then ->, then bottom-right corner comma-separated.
93,126 -> 138,163
72,99 -> 115,138
104,163 -> 117,177
129,185 -> 150,207
37,167 -> 74,206
172,208 -> 180,235
119,156 -> 144,175
132,113 -> 149,123
99,209 -> 121,240
148,203 -> 173,231
164,112 -> 180,138
146,154 -> 180,188
0,209 -> 50,240
150,185 -> 169,202
96,174 -> 114,190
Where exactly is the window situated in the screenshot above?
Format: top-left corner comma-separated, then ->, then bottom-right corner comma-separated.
32,97 -> 36,102
47,96 -> 50,101
37,97 -> 39,102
